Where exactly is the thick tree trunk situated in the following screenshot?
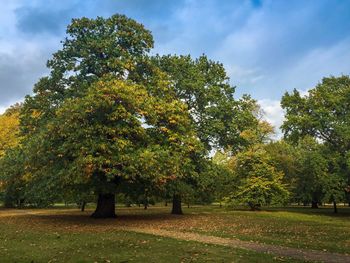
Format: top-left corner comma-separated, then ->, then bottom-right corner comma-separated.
333,201 -> 338,214
171,194 -> 183,215
311,201 -> 318,209
81,201 -> 86,212
91,194 -> 116,218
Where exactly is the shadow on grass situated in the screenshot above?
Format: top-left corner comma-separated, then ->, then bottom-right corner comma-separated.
4,208 -> 196,232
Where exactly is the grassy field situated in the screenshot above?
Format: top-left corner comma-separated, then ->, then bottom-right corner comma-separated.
176,206 -> 350,254
0,205 -> 349,262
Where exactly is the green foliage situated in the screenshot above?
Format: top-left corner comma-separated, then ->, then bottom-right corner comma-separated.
293,137 -> 328,204
20,14 -> 154,135
0,147 -> 26,207
281,76 -> 350,206
0,14 -> 267,213
227,145 -> 289,210
152,55 -> 258,151
265,140 -> 298,189
22,78 -> 200,203
239,118 -> 274,149
266,137 -> 347,207
281,76 -> 350,150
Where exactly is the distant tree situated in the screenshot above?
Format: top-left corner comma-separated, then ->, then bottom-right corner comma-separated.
265,140 -> 298,194
293,137 -> 328,208
0,147 -> 26,207
211,151 -> 236,207
227,144 -> 289,210
281,76 -> 350,210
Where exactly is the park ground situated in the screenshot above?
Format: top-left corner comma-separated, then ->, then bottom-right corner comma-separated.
0,205 -> 350,262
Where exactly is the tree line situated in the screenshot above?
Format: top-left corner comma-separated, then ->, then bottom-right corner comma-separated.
0,14 -> 349,217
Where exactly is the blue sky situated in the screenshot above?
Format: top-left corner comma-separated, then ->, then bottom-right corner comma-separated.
1,0 -> 350,132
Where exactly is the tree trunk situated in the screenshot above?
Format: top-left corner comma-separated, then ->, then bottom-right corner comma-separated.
171,194 -> 183,215
333,201 -> 338,214
164,201 -> 168,206
248,202 -> 260,211
91,193 -> 116,218
144,194 -> 148,209
81,201 -> 86,212
311,201 -> 318,209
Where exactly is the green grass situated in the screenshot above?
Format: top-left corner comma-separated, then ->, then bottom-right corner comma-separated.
179,205 -> 350,254
0,205 -> 349,262
0,221 -> 298,263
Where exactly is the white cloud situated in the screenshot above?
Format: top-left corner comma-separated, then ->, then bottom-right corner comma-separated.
0,106 -> 6,114
258,99 -> 284,139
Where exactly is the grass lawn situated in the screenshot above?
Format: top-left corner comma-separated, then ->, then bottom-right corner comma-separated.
175,205 -> 350,254
0,205 -> 349,262
0,218 -> 298,263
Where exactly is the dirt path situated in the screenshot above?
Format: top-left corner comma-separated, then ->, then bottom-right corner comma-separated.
126,227 -> 350,263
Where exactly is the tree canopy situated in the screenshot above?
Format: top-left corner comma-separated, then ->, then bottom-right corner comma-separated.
281,76 -> 350,211
0,14 -> 261,217
0,104 -> 21,157
2,13 -> 347,217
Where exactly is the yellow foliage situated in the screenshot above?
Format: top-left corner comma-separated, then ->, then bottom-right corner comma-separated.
0,110 -> 20,157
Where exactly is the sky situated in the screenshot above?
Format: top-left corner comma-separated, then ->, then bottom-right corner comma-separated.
1,0 -> 350,134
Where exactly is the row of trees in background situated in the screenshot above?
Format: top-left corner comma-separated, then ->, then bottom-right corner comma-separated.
0,14 -> 349,216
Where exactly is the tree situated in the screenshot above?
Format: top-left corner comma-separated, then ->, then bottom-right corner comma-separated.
15,15 -> 161,216
20,14 -> 154,136
211,151 -> 236,207
151,55 -> 259,212
20,78 -> 200,217
0,147 -> 26,207
5,14 -> 260,217
0,104 -> 21,157
293,137 -> 328,208
265,140 -> 298,194
281,76 -> 350,210
0,104 -> 23,207
152,55 -> 258,151
227,145 -> 289,210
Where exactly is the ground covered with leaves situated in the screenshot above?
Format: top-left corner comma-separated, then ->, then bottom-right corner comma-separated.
0,205 -> 349,262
